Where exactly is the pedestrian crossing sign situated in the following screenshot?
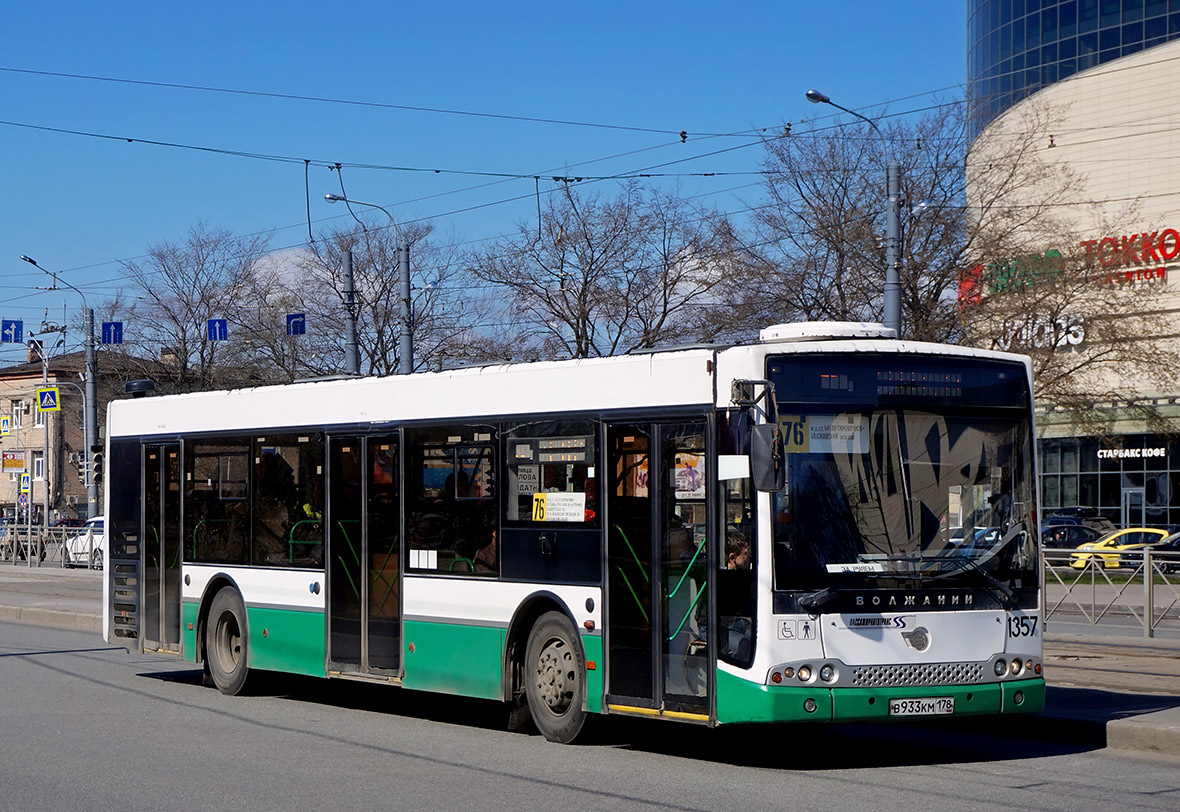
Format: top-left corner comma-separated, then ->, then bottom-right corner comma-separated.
19,473 -> 30,494
37,387 -> 60,412
0,415 -> 8,435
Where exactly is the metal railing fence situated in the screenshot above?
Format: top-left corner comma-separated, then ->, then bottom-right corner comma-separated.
0,527 -> 101,569
1043,548 -> 1180,638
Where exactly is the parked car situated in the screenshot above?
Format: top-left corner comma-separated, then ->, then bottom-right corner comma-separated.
1042,524 -> 1102,548
1070,527 -> 1170,569
51,517 -> 87,529
1118,531 -> 1180,573
1045,508 -> 1117,533
61,515 -> 104,569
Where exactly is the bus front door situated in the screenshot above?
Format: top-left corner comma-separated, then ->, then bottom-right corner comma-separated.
142,443 -> 181,654
328,435 -> 401,675
606,421 -> 710,718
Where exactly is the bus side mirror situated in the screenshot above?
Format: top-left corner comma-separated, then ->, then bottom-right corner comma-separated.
750,423 -> 785,492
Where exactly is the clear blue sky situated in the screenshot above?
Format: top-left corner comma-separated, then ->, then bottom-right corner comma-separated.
0,1 -> 966,366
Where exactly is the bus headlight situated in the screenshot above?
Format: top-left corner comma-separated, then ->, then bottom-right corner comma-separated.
797,665 -> 813,682
819,664 -> 836,682
994,659 -> 1007,677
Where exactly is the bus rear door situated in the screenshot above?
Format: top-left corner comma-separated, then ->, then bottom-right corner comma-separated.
142,443 -> 181,654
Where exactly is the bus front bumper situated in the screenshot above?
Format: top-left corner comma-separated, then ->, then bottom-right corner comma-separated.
716,670 -> 1045,725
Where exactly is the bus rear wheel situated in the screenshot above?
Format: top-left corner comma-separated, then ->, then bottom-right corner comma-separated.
525,611 -> 586,744
206,588 -> 251,695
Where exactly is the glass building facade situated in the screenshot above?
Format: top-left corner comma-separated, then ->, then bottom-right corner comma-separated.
968,0 -> 1180,136
1039,435 -> 1180,527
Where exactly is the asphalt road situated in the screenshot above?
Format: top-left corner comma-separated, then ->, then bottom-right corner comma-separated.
4,622 -> 1180,812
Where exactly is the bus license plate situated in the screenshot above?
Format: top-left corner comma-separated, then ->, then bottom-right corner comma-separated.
889,697 -> 954,716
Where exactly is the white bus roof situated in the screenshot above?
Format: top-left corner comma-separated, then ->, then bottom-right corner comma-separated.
107,328 -> 1032,439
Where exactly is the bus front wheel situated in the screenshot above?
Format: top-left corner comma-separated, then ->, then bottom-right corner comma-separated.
524,611 -> 586,744
206,588 -> 251,695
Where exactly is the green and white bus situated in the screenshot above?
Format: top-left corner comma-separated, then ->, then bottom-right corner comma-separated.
103,321 -> 1044,743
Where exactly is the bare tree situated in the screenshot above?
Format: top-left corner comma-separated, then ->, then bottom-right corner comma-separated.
469,180 -> 734,359
735,102 -> 983,342
112,222 -> 273,392
736,97 -> 1178,428
297,218 -> 490,375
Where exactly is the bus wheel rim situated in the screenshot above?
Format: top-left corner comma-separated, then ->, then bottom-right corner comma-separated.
535,636 -> 573,715
216,613 -> 241,673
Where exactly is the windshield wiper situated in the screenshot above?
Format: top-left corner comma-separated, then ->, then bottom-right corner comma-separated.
940,547 -> 1017,610
798,586 -> 840,612
934,526 -> 1019,609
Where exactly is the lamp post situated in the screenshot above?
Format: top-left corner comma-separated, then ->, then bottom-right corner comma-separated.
324,193 -> 413,375
20,255 -> 100,519
805,89 -> 902,336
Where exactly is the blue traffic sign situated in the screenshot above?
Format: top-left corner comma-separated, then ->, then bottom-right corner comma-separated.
101,321 -> 124,345
286,313 -> 306,336
207,319 -> 228,341
37,388 -> 60,411
1,319 -> 23,344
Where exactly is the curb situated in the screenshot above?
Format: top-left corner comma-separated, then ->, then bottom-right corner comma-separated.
1107,710 -> 1180,757
0,604 -> 102,633
1036,686 -> 1180,758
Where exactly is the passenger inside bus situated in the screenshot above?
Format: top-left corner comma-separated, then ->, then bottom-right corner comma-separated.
254,452 -> 297,562
473,530 -> 497,573
726,533 -> 752,570
696,530 -> 755,665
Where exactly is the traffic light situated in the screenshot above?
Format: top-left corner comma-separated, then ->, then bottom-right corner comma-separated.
92,448 -> 104,487
78,458 -> 88,484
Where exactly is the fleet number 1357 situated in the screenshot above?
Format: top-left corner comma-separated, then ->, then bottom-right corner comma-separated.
1007,615 -> 1038,638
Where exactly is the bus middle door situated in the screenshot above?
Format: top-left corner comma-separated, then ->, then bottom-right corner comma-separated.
606,421 -> 710,719
327,435 -> 401,676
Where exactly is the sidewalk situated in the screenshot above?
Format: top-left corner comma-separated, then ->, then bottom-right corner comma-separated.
1,564 -> 1178,757
1037,632 -> 1180,757
0,563 -> 103,632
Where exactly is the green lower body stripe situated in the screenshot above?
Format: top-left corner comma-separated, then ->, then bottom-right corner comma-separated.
401,620 -> 505,699
716,669 -> 1046,724
181,600 -> 325,677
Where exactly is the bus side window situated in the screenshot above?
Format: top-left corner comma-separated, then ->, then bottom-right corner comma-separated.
405,427 -> 498,576
504,420 -> 598,527
185,438 -> 250,566
252,435 -> 324,568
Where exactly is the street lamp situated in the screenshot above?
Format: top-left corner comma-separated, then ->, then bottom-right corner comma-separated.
805,89 -> 902,336
324,193 -> 413,375
20,255 -> 100,519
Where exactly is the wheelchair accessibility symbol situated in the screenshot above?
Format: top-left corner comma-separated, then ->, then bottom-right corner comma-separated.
778,619 -> 818,640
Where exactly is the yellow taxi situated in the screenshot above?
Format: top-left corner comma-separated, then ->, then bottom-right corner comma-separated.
1069,527 -> 1170,569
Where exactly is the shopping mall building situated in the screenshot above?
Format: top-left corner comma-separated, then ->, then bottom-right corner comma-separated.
968,0 -> 1180,528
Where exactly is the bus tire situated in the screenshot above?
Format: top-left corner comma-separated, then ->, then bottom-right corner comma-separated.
524,610 -> 586,744
206,587 -> 251,695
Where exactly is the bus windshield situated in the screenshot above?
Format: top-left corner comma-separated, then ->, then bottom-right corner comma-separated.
768,355 -> 1037,609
